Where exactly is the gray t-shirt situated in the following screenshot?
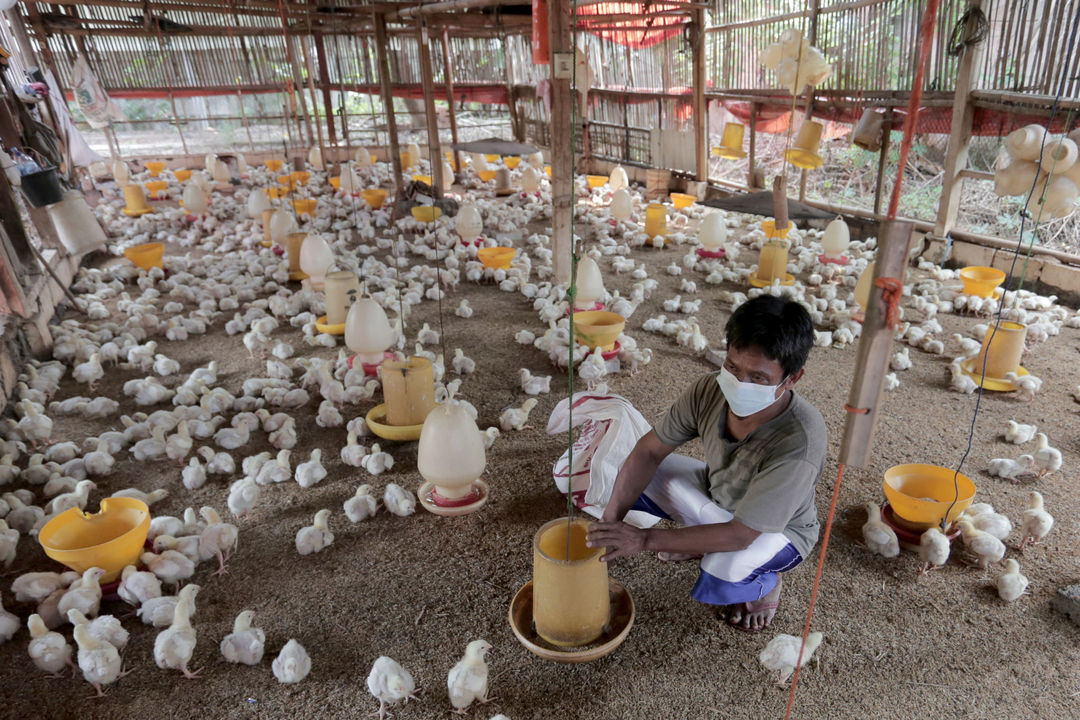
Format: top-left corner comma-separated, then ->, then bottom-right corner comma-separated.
652,372 -> 827,558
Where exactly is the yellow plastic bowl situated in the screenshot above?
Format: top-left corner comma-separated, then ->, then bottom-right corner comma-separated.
586,175 -> 608,188
362,188 -> 387,209
883,463 -> 976,529
266,187 -> 290,199
478,170 -> 497,183
573,310 -> 626,352
959,266 -> 1006,298
290,171 -> 311,186
173,169 -> 192,182
484,153 -> 500,162
124,242 -> 164,270
38,498 -> 150,584
266,159 -> 284,172
366,403 -> 425,442
145,161 -> 166,177
292,198 -> 318,216
412,174 -> 432,184
411,206 -> 443,223
477,246 -> 515,270
145,180 -> 168,199
277,175 -> 297,189
671,192 -> 696,209
503,157 -> 521,170
329,176 -> 341,190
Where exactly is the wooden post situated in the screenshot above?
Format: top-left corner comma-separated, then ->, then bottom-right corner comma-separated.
692,6 -> 707,182
548,0 -> 574,283
838,219 -> 915,468
934,0 -> 985,237
374,13 -> 403,196
441,28 -> 462,179
416,17 -> 444,197
873,109 -> 893,215
299,35 -> 328,170
313,32 -> 338,147
501,30 -> 523,142
748,101 -> 759,188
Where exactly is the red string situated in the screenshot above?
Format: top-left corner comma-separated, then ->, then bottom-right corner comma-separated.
873,276 -> 903,330
886,0 -> 943,220
782,462 -> 847,720
843,404 -> 869,415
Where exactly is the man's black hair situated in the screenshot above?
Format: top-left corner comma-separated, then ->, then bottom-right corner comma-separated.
724,296 -> 814,378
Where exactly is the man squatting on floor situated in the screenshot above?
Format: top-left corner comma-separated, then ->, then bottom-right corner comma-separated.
586,296 -> 826,632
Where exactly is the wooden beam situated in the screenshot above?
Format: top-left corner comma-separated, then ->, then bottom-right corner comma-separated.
415,16 -> 443,197
838,219 -> 915,468
501,30 -> 523,142
549,0 -> 574,284
873,109 -> 893,216
299,34 -> 328,168
441,27 -> 462,178
691,6 -> 706,182
373,13 -> 403,197
934,0 -> 986,237
392,0 -> 531,20
313,32 -> 337,147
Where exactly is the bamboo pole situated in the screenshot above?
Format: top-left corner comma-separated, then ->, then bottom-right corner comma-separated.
501,28 -> 523,142
415,16 -> 444,197
873,109 -> 892,216
299,34 -> 328,169
692,6 -> 707,182
373,12 -> 403,197
549,0 -> 574,283
441,28 -> 462,178
313,32 -> 337,147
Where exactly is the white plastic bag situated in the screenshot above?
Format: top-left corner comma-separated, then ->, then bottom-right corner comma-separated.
547,391 -> 660,528
72,54 -> 123,129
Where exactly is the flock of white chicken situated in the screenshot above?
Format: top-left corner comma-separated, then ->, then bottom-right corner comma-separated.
0,148 -> 1076,709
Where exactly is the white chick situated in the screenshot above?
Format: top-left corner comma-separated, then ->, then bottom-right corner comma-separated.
361,443 -> 394,475
1032,432 -> 1062,477
220,610 -> 265,666
296,509 -> 334,555
58,567 -> 106,619
367,655 -> 419,720
417,322 -> 440,345
112,487 -> 169,506
73,621 -> 123,697
917,527 -> 949,574
0,594 -> 18,643
295,449 -> 328,488
272,638 -> 312,684
1004,371 -> 1042,401
12,571 -> 79,604
0,520 -> 17,568
758,632 -> 824,686
452,348 -> 476,375
956,518 -> 1005,570
66,609 -> 128,652
481,426 -> 500,450
519,368 -> 552,396
181,457 -> 206,490
28,613 -> 72,676
198,507 -> 238,575
73,354 -> 104,390
861,502 -> 899,558
228,477 -> 260,518
1004,420 -> 1037,444
995,558 -> 1029,602
970,510 -> 1012,541
383,482 -> 416,517
883,372 -> 900,391
140,550 -> 195,588
987,454 -> 1037,482
154,583 -> 200,678
514,329 -> 535,345
1019,491 -> 1053,551
344,484 -> 378,523
118,564 -> 162,607
455,299 -> 474,318
889,347 -> 911,371
341,431 -> 367,467
500,398 -> 538,431
448,639 -> 492,713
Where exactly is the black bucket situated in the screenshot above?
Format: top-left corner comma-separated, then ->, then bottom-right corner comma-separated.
20,166 -> 64,208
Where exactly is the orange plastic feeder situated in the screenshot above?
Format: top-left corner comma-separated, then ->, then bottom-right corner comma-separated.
38,498 -> 151,584
477,247 -> 515,270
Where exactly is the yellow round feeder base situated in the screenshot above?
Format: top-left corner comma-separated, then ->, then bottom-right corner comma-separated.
509,579 -> 634,664
122,206 -> 154,217
784,148 -> 824,170
38,498 -> 150,584
259,240 -> 272,248
315,315 -> 346,335
960,359 -> 1028,392
417,479 -> 489,517
748,272 -> 796,288
883,463 -> 976,530
366,403 -> 425,442
288,270 -> 309,282
712,146 -> 747,159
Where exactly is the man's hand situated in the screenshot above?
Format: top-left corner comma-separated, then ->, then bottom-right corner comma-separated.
586,521 -> 647,562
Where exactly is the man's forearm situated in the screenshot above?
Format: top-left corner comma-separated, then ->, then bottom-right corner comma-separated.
644,522 -> 759,554
601,448 -> 662,522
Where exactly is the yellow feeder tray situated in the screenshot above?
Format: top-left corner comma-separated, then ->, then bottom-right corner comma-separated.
145,161 -> 166,177
266,159 -> 284,172
259,240 -> 273,248
586,175 -> 608,188
361,188 -> 387,209
290,171 -> 311,185
477,169 -> 497,183
288,270 -> 309,282
124,242 -> 164,270
329,177 -> 341,190
959,266 -> 1006,298
38,498 -> 151,584
670,192 -> 696,209
145,180 -> 168,199
173,169 -> 192,182
292,198 -> 318,216
315,315 -> 346,335
477,247 -> 515,270
509,579 -> 635,663
266,187 -> 290,199
883,464 -> 975,531
573,310 -> 626,352
484,153 -> 500,162
960,358 -> 1029,392
412,174 -> 433,184
277,175 -> 298,190
503,157 -> 521,170
366,403 -> 426,442
411,206 -> 442,223
748,272 -> 796,288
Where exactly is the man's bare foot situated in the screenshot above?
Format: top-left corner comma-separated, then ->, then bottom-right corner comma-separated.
722,576 -> 782,632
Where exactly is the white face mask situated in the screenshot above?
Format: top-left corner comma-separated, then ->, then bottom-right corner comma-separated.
717,366 -> 788,418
